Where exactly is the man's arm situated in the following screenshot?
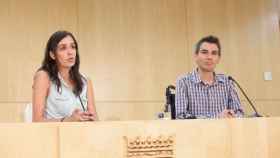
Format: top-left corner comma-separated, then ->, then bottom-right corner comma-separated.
175,78 -> 191,119
228,80 -> 244,117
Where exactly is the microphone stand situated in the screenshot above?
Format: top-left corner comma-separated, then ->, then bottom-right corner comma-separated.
228,76 -> 262,117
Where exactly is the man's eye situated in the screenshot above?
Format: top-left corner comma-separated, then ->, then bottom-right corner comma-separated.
200,51 -> 208,54
212,51 -> 218,55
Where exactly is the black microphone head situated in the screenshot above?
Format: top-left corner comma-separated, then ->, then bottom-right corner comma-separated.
167,85 -> 175,90
166,85 -> 175,96
228,76 -> 234,81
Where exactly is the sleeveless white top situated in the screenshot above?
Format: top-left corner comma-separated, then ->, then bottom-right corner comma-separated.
44,74 -> 88,119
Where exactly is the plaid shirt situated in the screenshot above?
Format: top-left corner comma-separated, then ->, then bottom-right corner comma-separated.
175,69 -> 243,119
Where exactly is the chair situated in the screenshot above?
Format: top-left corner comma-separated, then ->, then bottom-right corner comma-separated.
165,85 -> 176,119
23,103 -> 32,123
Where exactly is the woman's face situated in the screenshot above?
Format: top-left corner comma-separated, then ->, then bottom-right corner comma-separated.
50,35 -> 77,69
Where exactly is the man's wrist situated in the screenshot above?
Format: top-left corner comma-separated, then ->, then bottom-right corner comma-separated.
60,117 -> 66,122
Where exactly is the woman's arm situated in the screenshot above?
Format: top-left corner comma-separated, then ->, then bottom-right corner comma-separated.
32,70 -> 61,122
86,78 -> 99,121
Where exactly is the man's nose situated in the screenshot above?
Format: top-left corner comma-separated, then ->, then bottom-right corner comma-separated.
206,53 -> 213,59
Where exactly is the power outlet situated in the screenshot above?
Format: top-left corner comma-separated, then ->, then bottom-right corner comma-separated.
264,71 -> 272,81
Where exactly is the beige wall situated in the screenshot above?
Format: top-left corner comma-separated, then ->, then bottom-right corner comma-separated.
0,0 -> 279,122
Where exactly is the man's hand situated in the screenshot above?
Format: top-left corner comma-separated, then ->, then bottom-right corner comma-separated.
219,109 -> 235,118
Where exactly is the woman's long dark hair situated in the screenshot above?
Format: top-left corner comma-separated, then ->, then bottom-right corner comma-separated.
40,30 -> 84,96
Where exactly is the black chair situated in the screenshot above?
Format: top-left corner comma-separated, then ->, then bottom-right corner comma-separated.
165,85 -> 176,119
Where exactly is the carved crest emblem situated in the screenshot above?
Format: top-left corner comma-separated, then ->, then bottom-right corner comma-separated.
123,135 -> 175,158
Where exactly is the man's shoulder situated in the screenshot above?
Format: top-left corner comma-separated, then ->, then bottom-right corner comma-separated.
215,73 -> 229,83
176,72 -> 193,83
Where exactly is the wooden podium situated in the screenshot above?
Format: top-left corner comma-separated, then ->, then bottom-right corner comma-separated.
0,117 -> 280,158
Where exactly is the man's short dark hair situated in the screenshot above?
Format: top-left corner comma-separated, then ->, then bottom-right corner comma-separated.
195,35 -> 221,56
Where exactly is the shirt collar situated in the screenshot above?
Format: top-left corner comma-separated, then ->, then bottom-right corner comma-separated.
190,68 -> 225,85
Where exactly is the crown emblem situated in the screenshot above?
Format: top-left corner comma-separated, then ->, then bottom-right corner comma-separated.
124,135 -> 175,158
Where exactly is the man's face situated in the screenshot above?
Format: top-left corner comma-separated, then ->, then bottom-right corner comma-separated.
194,42 -> 220,72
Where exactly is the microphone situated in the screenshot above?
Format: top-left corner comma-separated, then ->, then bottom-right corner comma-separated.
228,76 -> 262,117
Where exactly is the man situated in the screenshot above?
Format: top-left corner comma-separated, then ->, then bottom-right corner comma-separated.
175,35 -> 243,119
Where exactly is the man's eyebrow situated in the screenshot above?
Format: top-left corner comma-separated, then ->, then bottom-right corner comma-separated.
200,49 -> 208,51
211,50 -> 218,52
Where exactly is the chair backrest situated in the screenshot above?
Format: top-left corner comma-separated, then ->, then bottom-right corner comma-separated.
24,103 -> 32,123
166,85 -> 176,119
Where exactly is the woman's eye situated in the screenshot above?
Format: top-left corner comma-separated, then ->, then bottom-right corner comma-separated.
58,46 -> 66,51
71,45 -> 76,49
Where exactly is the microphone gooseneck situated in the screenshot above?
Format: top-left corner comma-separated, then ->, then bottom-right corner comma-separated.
228,76 -> 262,117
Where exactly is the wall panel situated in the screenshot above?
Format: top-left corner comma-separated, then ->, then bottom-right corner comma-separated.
78,0 -> 189,101
0,0 -> 279,122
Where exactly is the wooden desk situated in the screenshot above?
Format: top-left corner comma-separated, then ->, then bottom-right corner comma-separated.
0,118 -> 280,158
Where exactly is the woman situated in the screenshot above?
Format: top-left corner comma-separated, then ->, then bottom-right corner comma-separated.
32,30 -> 98,122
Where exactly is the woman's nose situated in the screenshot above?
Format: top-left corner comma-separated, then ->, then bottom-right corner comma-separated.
67,47 -> 75,54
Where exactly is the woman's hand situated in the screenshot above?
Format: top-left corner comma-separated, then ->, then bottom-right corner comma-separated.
83,111 -> 98,121
68,109 -> 96,122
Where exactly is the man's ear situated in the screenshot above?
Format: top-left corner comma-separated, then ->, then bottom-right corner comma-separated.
216,55 -> 221,64
49,51 -> 55,60
193,52 -> 198,60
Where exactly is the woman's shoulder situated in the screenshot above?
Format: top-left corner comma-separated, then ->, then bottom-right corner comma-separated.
80,73 -> 91,82
80,73 -> 94,88
33,69 -> 51,85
